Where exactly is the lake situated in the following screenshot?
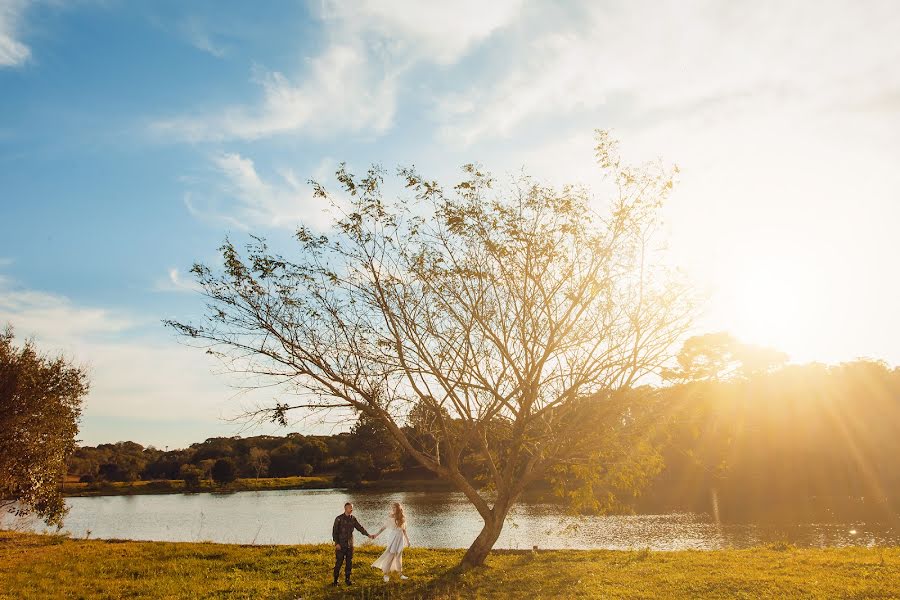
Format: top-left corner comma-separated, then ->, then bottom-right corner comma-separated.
9,489 -> 900,550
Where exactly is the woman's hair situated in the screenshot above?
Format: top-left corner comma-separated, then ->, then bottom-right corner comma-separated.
391,502 -> 406,528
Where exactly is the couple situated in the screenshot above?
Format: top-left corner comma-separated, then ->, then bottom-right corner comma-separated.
331,501 -> 411,587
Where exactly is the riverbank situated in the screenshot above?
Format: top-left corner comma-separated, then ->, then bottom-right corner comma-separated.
61,475 -> 334,496
61,476 -> 458,497
2,532 -> 897,599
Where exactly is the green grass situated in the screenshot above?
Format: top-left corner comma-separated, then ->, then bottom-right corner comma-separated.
2,532 -> 898,599
62,476 -> 334,497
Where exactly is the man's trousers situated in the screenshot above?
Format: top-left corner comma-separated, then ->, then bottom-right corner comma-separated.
333,544 -> 353,582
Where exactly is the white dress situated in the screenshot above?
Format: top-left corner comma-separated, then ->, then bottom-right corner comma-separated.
371,517 -> 407,573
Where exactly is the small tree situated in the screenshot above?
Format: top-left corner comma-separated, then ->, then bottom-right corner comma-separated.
1,326 -> 88,527
168,132 -> 693,566
179,464 -> 202,490
211,458 -> 237,485
248,447 -> 269,479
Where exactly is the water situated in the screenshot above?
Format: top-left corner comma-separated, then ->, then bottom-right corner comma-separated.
8,489 -> 899,549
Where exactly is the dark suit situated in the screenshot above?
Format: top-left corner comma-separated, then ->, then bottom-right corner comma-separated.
332,513 -> 370,583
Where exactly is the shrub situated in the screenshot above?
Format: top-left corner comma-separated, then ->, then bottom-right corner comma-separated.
211,458 -> 237,485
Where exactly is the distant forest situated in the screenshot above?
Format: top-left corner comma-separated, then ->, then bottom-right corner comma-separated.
69,358 -> 900,516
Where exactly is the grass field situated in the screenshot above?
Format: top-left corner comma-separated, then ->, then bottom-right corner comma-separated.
1,531 -> 898,599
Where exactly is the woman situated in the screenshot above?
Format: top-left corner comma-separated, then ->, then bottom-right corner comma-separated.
371,502 -> 411,582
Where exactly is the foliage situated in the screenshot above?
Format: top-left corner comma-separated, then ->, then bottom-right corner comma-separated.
548,388 -> 669,514
68,434 -> 335,484
210,458 -> 237,485
178,464 -> 202,490
652,359 -> 900,516
347,413 -> 402,476
62,357 -> 900,518
662,332 -> 788,383
335,454 -> 374,489
98,462 -> 137,483
166,131 -> 693,566
0,326 -> 88,527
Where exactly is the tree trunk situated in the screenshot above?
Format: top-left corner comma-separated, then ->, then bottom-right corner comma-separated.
460,512 -> 507,568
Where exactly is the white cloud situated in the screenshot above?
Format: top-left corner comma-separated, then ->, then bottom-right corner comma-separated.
153,267 -> 204,294
0,286 -> 137,340
0,278 -> 289,445
153,1 -> 523,142
153,44 -> 397,142
183,152 -> 338,230
321,0 -> 523,66
0,0 -> 32,67
438,1 -> 900,145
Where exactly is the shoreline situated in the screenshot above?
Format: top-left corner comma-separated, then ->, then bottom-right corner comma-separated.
61,476 -> 458,497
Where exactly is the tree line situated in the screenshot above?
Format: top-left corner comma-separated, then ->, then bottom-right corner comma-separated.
67,417 -> 407,489
67,356 -> 900,516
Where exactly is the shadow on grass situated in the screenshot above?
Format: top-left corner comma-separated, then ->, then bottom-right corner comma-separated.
297,564 -> 480,600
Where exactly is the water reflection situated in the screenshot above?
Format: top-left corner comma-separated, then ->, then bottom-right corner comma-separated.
7,489 -> 898,550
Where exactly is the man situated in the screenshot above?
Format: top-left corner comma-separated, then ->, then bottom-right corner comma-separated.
332,502 -> 374,586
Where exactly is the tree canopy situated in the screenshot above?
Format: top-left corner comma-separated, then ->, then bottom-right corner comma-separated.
1,326 -> 88,527
167,131 -> 694,566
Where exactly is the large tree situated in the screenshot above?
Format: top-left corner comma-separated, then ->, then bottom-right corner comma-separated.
1,326 -> 88,527
662,332 -> 788,383
167,132 -> 693,566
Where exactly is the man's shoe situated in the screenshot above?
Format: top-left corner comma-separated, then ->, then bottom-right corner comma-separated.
332,581 -> 339,587
345,580 -> 353,586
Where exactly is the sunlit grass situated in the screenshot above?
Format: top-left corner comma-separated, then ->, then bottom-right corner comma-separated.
2,532 -> 898,599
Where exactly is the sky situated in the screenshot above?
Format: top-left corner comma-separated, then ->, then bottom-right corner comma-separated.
1,0 -> 899,449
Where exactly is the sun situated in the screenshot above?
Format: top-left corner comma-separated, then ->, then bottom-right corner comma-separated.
713,251 -> 830,362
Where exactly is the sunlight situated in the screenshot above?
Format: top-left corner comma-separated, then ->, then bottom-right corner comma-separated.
715,249 -> 830,362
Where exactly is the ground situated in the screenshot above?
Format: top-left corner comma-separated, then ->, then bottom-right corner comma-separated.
1,532 -> 898,599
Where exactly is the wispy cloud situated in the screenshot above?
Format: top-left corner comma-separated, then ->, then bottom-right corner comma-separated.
183,152 -> 337,230
321,0 -> 523,66
178,15 -> 227,58
0,277 -> 279,443
152,43 -> 398,142
0,0 -> 32,68
0,285 -> 137,341
437,1 -> 900,145
152,0 -> 523,143
153,267 -> 204,294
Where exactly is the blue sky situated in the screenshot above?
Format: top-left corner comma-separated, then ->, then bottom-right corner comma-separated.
2,0 -> 899,449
